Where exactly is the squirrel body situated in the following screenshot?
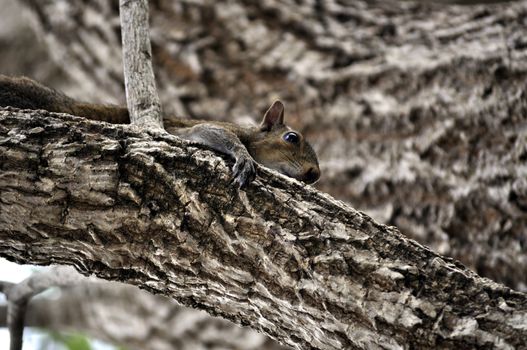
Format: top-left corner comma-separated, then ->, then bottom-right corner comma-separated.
0,75 -> 320,186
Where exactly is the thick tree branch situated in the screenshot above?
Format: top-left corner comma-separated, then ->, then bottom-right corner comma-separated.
15,1 -> 527,291
119,0 -> 163,128
0,108 -> 526,349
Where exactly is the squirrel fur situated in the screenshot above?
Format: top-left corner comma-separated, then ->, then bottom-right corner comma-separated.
0,75 -> 320,187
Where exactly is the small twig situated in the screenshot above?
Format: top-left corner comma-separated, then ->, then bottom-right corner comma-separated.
119,0 -> 163,128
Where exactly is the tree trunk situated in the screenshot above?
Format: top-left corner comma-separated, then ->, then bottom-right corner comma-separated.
17,0 -> 527,291
1,108 -> 526,349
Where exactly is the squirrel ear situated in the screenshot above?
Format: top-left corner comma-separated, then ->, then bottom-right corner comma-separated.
260,100 -> 285,131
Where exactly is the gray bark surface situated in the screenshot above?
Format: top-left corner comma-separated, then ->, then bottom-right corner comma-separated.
119,0 -> 163,128
17,0 -> 527,291
1,108 -> 526,349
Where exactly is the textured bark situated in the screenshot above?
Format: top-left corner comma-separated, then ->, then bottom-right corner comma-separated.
119,0 -> 163,128
1,108 -> 526,349
16,0 -> 527,291
0,268 -> 286,350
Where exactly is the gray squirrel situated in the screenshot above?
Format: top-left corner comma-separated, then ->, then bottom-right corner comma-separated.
0,75 -> 320,187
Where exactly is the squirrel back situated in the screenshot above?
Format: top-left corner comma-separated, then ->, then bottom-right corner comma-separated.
0,75 -> 129,124
0,75 -> 320,185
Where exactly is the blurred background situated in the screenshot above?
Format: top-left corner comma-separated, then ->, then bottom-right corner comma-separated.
0,0 -> 526,348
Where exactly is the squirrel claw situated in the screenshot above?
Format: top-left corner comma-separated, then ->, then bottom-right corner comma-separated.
232,156 -> 256,188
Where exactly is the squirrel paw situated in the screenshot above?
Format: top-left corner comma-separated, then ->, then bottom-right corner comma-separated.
232,155 -> 256,188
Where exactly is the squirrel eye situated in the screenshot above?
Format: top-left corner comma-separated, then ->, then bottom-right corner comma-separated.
283,132 -> 299,144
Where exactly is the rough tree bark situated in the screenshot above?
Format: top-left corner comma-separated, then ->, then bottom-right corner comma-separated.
1,2 -> 176,349
1,108 -> 526,349
1,0 -> 527,348
16,0 -> 527,291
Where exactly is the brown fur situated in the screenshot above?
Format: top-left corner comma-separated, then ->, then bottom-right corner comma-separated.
0,75 -> 320,184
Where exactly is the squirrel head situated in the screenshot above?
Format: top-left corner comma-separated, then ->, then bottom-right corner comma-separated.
249,101 -> 320,184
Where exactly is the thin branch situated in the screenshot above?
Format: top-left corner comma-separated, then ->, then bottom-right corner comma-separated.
0,277 -> 286,350
1,266 -> 96,350
119,0 -> 163,128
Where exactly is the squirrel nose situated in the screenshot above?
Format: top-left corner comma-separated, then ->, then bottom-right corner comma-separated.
303,166 -> 320,184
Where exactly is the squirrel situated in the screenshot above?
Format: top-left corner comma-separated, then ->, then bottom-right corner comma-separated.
0,75 -> 320,187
